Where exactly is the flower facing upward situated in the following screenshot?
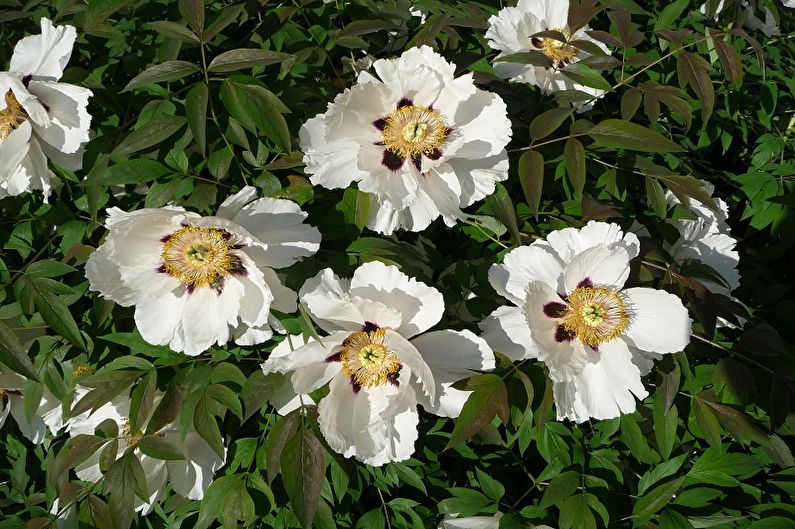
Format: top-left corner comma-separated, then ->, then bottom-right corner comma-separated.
0,18 -> 92,199
480,221 -> 692,422
300,45 -> 511,234
262,261 -> 495,465
485,0 -> 611,109
85,186 -> 321,355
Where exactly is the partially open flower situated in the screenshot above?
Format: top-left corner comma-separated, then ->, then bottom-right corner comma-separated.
300,45 -> 511,234
0,18 -> 92,199
262,261 -> 495,465
481,221 -> 692,422
485,0 -> 611,109
85,186 -> 321,355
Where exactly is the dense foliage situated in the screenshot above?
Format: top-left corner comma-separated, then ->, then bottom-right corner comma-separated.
1,1 -> 794,528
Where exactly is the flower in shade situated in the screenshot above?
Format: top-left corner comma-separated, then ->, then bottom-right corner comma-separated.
480,221 -> 692,422
261,260 -> 495,465
700,0 -> 780,37
85,186 -> 321,355
0,18 -> 92,199
300,45 -> 511,234
485,0 -> 611,108
0,369 -> 65,443
439,512 -> 553,529
665,186 -> 740,297
67,388 -> 226,514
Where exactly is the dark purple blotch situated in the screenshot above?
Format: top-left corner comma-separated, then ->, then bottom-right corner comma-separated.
382,150 -> 405,171
554,325 -> 576,343
543,301 -> 568,319
396,97 -> 413,109
362,321 -> 380,332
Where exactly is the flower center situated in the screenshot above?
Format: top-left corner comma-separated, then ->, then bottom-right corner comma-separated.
381,105 -> 448,161
160,225 -> 237,290
533,28 -> 579,67
562,287 -> 630,346
71,366 -> 96,377
339,328 -> 402,389
121,419 -> 143,448
0,91 -> 27,141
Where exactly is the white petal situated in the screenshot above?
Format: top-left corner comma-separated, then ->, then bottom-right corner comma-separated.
8,394 -> 46,443
134,289 -> 189,352
349,261 -> 443,338
10,18 -> 76,80
488,244 -> 565,305
622,287 -> 692,354
179,279 -> 246,354
0,120 -> 32,180
27,81 -> 92,154
216,186 -> 257,219
410,330 -> 495,418
383,330 -> 436,403
261,332 -> 348,394
232,197 -> 321,269
135,455 -> 167,513
480,305 -> 537,362
562,245 -> 631,294
553,338 -> 648,422
270,374 -> 314,415
299,268 -> 402,333
166,430 -> 226,500
546,221 -> 640,263
439,513 -> 503,529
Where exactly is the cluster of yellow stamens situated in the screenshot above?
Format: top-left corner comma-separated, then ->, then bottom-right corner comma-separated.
339,328 -> 402,388
160,225 -> 236,289
71,366 -> 96,377
381,105 -> 448,160
121,419 -> 144,448
0,91 -> 26,141
534,28 -> 580,67
560,286 -> 630,346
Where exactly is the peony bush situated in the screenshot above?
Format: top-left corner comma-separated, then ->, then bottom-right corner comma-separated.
0,1 -> 794,528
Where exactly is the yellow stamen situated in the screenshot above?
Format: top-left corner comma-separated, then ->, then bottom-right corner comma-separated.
0,91 -> 27,141
536,28 -> 579,67
339,329 -> 402,388
381,105 -> 448,161
121,419 -> 144,448
562,286 -> 630,346
161,225 -> 237,289
71,366 -> 96,377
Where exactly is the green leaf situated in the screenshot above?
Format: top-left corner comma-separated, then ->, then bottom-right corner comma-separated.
447,374 -> 509,449
677,52 -> 714,121
561,62 -> 613,92
653,400 -> 678,460
195,474 -> 256,529
485,183 -> 521,244
220,79 -> 291,150
136,435 -> 186,460
26,260 -> 76,278
49,434 -> 108,488
186,83 -> 208,155
104,452 -> 148,529
122,60 -> 201,92
265,411 -> 300,483
178,0 -> 204,34
564,137 -> 586,199
638,454 -> 687,496
341,187 -> 372,231
529,108 -> 573,141
588,119 -> 685,152
281,424 -> 327,528
208,49 -> 293,72
693,396 -> 723,447
518,150 -> 544,215
646,175 -> 668,217
128,371 -> 156,433
633,477 -> 684,518
0,320 -> 38,380
560,494 -> 597,529
541,470 -> 580,508
147,21 -> 200,44
111,114 -> 188,157
194,392 -> 225,458
28,277 -> 85,350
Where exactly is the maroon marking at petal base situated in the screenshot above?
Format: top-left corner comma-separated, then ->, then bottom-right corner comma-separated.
228,256 -> 247,277
362,321 -> 379,332
543,301 -> 568,318
350,377 -> 362,394
382,150 -> 405,171
531,37 -> 543,48
554,325 -> 576,343
396,97 -> 413,109
412,156 -> 422,171
373,117 -> 388,130
427,148 -> 443,160
387,371 -> 400,387
325,351 -> 342,363
22,74 -> 32,87
156,264 -> 167,273
577,278 -> 594,289
186,284 -> 196,294
160,234 -> 172,243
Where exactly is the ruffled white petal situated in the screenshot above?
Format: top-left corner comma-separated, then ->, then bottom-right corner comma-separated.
439,513 -> 503,529
10,18 -> 76,81
562,245 -> 631,294
261,332 -> 348,394
553,338 -> 648,422
622,287 -> 691,355
165,430 -> 226,500
26,80 -> 92,154
488,244 -> 565,304
410,330 -> 495,417
349,261 -> 444,338
480,305 -> 537,361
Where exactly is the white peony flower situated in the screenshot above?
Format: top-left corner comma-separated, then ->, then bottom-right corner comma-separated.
265,333 -> 316,415
85,186 -> 321,355
261,260 -> 495,465
0,18 -> 92,200
0,369 -> 66,443
480,221 -> 692,423
299,45 -> 511,234
67,389 -> 226,514
665,186 -> 740,298
439,512 -> 554,529
485,0 -> 611,108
